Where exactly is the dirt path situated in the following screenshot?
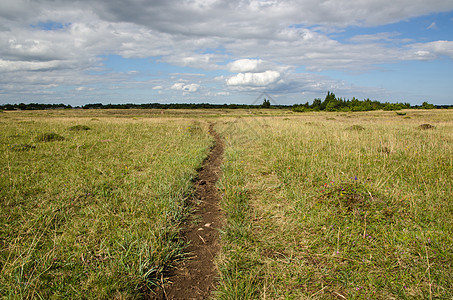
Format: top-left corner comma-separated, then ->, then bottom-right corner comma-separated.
154,123 -> 224,299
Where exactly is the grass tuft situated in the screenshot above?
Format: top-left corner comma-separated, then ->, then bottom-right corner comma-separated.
7,143 -> 36,151
317,180 -> 373,212
346,124 -> 365,131
418,123 -> 435,130
35,132 -> 65,142
186,122 -> 203,136
68,125 -> 91,131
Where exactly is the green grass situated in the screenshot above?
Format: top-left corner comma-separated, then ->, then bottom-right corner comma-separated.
0,111 -> 212,298
68,125 -> 91,131
215,110 -> 453,299
35,132 -> 66,142
2,108 -> 452,299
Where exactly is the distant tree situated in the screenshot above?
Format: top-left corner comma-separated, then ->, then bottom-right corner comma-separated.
291,91 -> 421,113
320,91 -> 335,110
383,103 -> 400,111
421,101 -> 435,109
312,98 -> 322,111
262,99 -> 271,108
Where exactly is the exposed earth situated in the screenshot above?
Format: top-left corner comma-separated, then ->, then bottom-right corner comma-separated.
152,123 -> 225,299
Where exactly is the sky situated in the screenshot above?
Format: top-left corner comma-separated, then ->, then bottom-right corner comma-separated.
1,0 -> 453,106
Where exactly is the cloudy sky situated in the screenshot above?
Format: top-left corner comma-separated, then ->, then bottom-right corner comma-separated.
1,0 -> 453,106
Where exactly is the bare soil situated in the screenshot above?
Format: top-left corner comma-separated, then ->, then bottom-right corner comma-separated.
151,123 -> 224,299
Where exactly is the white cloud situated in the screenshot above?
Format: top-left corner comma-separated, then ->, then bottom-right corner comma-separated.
228,58 -> 292,75
79,0 -> 453,35
162,53 -> 226,70
171,82 -> 200,92
430,40 -> 453,57
405,41 -> 453,60
1,2 -> 451,75
75,86 -> 94,92
224,27 -> 405,71
228,59 -> 265,73
227,70 -> 281,87
152,85 -> 163,90
0,59 -> 61,71
349,32 -> 404,43
427,22 -> 438,30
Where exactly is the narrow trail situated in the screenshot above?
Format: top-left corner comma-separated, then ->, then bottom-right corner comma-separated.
155,123 -> 225,299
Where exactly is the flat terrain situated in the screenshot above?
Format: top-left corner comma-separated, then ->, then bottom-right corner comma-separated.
1,108 -> 452,299
0,110 -> 212,298
214,109 -> 452,299
162,123 -> 225,299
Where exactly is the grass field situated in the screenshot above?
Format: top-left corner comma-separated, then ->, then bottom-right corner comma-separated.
0,110 -> 212,298
215,110 -> 452,299
1,108 -> 452,299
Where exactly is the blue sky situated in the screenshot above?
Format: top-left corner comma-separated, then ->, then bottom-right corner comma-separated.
1,0 -> 452,106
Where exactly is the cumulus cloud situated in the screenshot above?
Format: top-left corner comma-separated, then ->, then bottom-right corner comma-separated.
83,0 -> 453,33
171,82 -> 200,92
223,27 -> 409,71
228,59 -> 267,73
1,2 -> 451,73
227,70 -> 281,87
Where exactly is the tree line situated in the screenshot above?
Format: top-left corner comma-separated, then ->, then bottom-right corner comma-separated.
0,102 -> 289,110
0,103 -> 72,110
291,92 -> 445,112
0,93 -> 450,111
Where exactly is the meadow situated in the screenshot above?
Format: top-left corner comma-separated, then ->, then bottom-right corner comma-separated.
215,109 -> 452,299
1,108 -> 452,299
0,109 -> 212,298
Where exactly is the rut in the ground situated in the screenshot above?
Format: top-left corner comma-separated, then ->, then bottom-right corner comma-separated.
153,122 -> 225,300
